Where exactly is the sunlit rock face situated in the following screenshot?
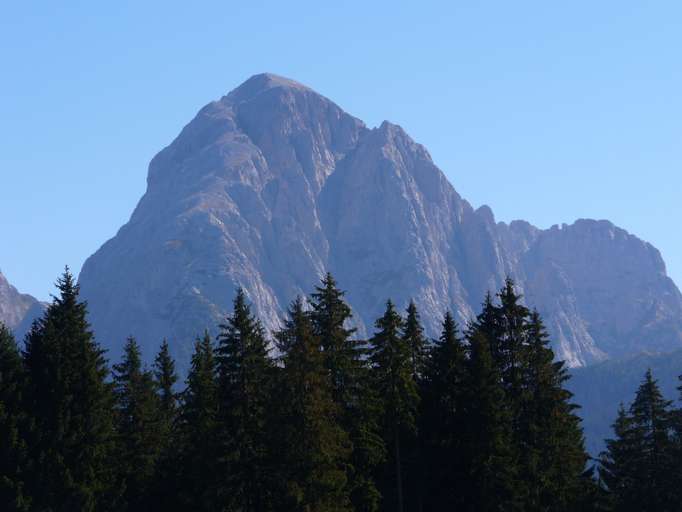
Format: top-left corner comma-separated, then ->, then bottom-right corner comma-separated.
0,270 -> 43,339
78,73 -> 682,370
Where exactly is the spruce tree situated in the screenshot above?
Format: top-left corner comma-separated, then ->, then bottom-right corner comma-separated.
520,311 -> 589,511
275,298 -> 352,512
216,288 -> 276,511
421,312 -> 466,510
599,370 -> 676,511
401,300 -> 429,511
154,339 -> 178,422
403,300 -> 428,383
149,339 -> 179,510
673,374 -> 682,505
475,292 -> 502,363
112,337 -> 163,511
599,404 -> 634,511
176,332 -> 220,511
0,323 -> 31,511
310,273 -> 358,403
23,269 -> 117,511
368,300 -> 418,512
496,279 -> 530,406
461,329 -> 518,512
467,281 -> 591,510
310,273 -> 384,512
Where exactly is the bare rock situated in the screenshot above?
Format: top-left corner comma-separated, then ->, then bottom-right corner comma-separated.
78,73 -> 682,369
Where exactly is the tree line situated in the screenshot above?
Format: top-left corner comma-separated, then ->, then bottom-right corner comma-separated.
598,367 -> 682,512
0,268 -> 664,511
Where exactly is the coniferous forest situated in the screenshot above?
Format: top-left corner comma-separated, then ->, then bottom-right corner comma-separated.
2,269 -> 682,511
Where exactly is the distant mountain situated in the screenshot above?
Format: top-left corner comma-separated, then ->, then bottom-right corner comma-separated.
568,349 -> 682,456
0,270 -> 43,339
78,73 -> 682,369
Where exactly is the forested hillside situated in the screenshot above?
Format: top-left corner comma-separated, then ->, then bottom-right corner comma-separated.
569,349 -> 682,455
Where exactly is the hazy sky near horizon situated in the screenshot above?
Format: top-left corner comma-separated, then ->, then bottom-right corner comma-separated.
1,2 -> 681,300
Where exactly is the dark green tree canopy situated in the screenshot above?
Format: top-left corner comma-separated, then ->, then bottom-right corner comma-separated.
369,300 -> 419,512
402,300 -> 429,383
216,287 -> 276,512
0,323 -> 31,511
275,297 -> 352,512
600,369 -> 676,512
112,336 -> 163,512
153,339 -> 178,418
4,270 -> 653,512
22,269 -> 117,512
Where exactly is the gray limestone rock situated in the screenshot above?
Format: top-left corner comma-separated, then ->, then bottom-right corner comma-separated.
0,270 -> 43,339
78,73 -> 682,369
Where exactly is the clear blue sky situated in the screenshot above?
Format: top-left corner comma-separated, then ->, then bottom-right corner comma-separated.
1,2 -> 680,300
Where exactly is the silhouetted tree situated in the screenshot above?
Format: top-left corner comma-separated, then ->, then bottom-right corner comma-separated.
0,323 -> 31,511
421,312 -> 466,510
216,288 -> 276,511
275,298 -> 352,511
23,269 -> 117,511
175,332 -> 220,511
600,370 -> 676,511
461,328 -> 519,512
310,273 -> 384,512
112,337 -> 163,511
369,301 -> 418,512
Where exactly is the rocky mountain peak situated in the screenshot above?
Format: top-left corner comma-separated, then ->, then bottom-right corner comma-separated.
0,270 -> 43,338
225,72 -> 313,101
79,74 -> 682,370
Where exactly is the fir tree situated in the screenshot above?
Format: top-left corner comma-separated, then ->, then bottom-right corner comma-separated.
475,292 -> 502,364
467,282 -> 593,510
599,404 -> 634,510
461,329 -> 519,512
310,273 -> 384,512
600,370 -> 676,511
368,300 -> 418,512
275,298 -> 352,511
149,339 -> 179,511
421,312 -> 466,510
112,337 -> 163,511
673,373 -> 682,505
23,269 -> 118,511
520,311 -> 589,511
0,323 -> 31,511
216,288 -> 276,511
176,332 -> 220,511
153,339 -> 178,422
310,273 -> 358,403
495,279 -> 531,405
401,300 -> 429,511
403,300 -> 428,383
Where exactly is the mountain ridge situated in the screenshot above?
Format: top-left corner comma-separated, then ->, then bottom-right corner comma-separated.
0,270 -> 43,338
78,73 -> 682,369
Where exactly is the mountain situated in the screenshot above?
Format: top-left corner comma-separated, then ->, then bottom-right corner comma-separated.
78,73 -> 682,369
0,270 -> 43,339
568,349 -> 682,456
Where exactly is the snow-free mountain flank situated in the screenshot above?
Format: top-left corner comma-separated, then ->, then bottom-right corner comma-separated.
78,73 -> 682,369
0,270 -> 43,338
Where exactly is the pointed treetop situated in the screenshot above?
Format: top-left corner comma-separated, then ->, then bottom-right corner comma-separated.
442,311 -> 456,334
55,266 -> 80,304
234,286 -> 248,308
438,311 -> 460,345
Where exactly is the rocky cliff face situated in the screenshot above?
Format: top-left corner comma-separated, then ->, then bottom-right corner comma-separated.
0,270 -> 42,338
78,73 -> 682,368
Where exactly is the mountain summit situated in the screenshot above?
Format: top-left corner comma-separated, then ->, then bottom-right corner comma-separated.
78,74 -> 682,368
